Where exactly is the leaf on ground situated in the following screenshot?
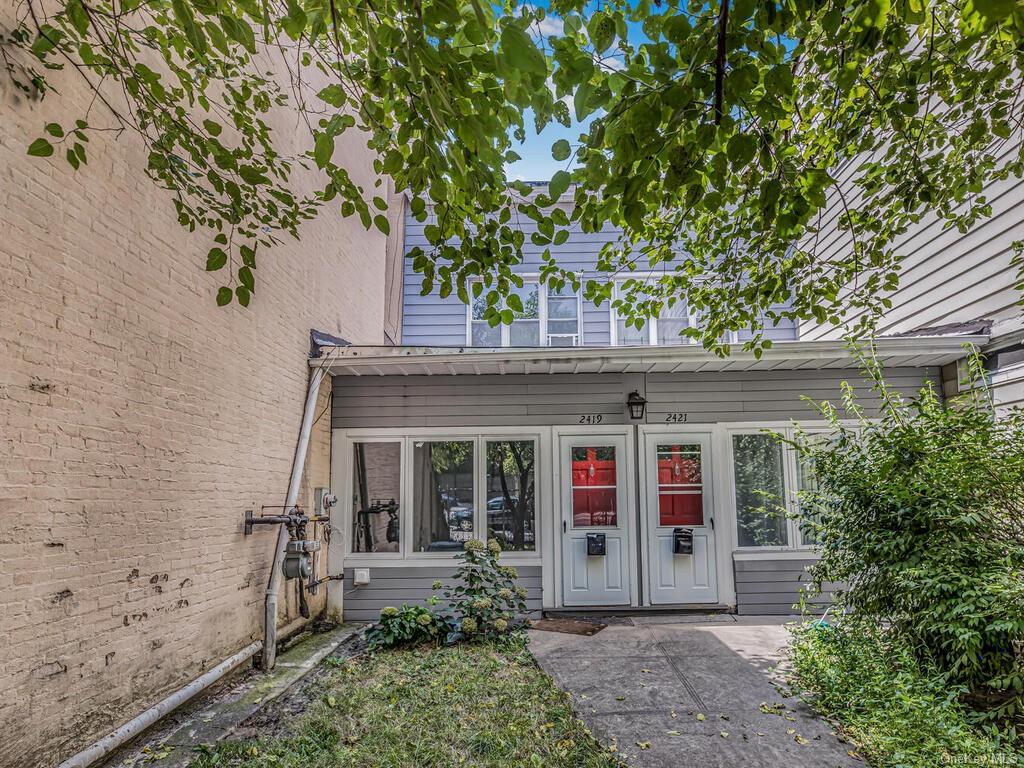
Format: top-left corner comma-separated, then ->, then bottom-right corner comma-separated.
636,741 -> 651,750
696,713 -> 705,721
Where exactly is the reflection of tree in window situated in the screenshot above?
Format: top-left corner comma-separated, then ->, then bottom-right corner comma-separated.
486,441 -> 536,551
732,434 -> 787,547
413,441 -> 475,552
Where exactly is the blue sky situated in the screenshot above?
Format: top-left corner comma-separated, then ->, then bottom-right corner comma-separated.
504,1 -> 641,182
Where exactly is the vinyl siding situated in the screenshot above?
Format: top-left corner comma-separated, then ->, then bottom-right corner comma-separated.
733,558 -> 836,615
331,368 -> 939,430
798,142 -> 1024,341
342,565 -> 542,621
401,206 -> 796,347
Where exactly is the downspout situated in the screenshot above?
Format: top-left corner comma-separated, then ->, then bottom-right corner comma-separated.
262,364 -> 327,670
55,641 -> 262,768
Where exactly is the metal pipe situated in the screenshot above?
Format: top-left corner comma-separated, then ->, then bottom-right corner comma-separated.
55,641 -> 262,768
262,365 -> 327,670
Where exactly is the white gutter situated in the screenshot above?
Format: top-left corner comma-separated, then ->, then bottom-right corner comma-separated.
55,641 -> 262,768
262,364 -> 327,671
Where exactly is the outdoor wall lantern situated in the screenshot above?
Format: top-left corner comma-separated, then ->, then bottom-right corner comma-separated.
626,390 -> 647,420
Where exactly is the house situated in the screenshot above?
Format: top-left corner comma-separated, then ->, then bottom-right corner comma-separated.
317,190 -> 1008,620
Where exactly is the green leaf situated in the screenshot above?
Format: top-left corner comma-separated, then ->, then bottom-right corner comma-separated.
374,214 -> 391,235
548,170 -> 571,199
203,119 -> 222,137
27,138 -> 54,157
216,287 -> 232,306
238,265 -> 255,292
205,247 -> 228,271
318,85 -> 346,108
44,123 -> 64,138
235,285 -> 251,307
172,0 -> 207,54
30,25 -> 62,57
500,24 -> 546,77
587,12 -> 615,54
314,132 -> 335,169
551,139 -> 571,162
219,14 -> 256,54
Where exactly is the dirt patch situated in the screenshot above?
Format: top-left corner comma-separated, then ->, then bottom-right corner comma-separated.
232,632 -> 368,741
530,618 -> 607,636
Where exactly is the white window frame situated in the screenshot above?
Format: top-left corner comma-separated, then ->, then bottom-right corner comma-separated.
465,275 -> 582,347
339,427 -> 545,566
608,276 -> 714,347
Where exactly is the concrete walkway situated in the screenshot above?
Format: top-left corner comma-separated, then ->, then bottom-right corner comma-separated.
529,615 -> 861,768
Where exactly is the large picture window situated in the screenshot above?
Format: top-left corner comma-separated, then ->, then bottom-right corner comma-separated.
412,440 -> 475,553
485,440 -> 536,551
351,442 -> 401,553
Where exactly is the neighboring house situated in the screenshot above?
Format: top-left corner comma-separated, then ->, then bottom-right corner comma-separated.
317,191 -> 999,623
0,19 -> 402,768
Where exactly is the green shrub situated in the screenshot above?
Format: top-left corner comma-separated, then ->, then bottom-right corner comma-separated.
789,621 -> 1017,767
368,538 -> 529,648
433,538 -> 529,643
786,350 -> 1024,718
367,603 -> 439,648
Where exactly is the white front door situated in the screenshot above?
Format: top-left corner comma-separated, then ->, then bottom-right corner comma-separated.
559,433 -> 632,606
642,432 -> 718,604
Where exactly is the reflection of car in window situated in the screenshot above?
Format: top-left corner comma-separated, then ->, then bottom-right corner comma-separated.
449,504 -> 474,531
487,495 -> 517,511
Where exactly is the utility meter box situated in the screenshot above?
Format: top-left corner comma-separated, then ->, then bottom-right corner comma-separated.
283,539 -> 320,579
586,533 -> 606,556
353,568 -> 371,586
673,528 -> 694,555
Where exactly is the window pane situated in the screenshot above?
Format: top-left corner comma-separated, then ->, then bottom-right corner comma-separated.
471,321 -> 500,347
548,296 -> 578,320
616,319 -> 648,346
352,442 -> 401,553
486,441 -> 536,552
511,283 -> 540,319
796,456 -> 821,546
656,443 -> 703,526
413,441 -> 475,552
732,434 -> 788,546
656,301 -> 690,345
547,319 -> 578,335
471,294 -> 488,321
509,319 -> 540,346
571,446 -> 617,526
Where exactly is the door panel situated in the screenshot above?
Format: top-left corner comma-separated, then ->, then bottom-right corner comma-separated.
643,434 -> 718,605
560,434 -> 632,606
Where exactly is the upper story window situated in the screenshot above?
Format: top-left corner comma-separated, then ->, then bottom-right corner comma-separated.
467,279 -> 581,347
610,280 -> 700,346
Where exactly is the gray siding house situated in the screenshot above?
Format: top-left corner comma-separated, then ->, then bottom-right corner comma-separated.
321,196 -> 1011,620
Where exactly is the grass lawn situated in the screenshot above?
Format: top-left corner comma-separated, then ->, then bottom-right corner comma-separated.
190,636 -> 620,768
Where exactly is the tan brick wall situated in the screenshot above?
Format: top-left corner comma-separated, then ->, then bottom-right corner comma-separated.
0,17 -> 385,767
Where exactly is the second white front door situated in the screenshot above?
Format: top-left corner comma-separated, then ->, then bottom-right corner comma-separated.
641,432 -> 718,604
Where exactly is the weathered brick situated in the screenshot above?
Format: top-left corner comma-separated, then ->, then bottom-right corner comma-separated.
0,11 -> 386,766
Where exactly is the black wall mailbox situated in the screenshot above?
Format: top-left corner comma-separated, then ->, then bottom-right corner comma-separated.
673,528 -> 694,555
586,532 -> 606,556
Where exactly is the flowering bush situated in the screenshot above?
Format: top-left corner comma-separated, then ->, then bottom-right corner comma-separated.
367,603 -> 439,648
368,539 -> 529,648
434,538 -> 529,643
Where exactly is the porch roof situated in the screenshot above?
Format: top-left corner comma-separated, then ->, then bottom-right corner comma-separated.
311,335 -> 986,377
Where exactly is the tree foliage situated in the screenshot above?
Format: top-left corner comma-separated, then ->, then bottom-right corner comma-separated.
4,0 -> 1023,349
788,352 -> 1024,718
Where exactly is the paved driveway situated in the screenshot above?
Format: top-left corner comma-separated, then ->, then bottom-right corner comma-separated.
529,615 -> 861,768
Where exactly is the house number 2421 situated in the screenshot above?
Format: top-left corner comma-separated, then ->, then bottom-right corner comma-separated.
665,413 -> 688,423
